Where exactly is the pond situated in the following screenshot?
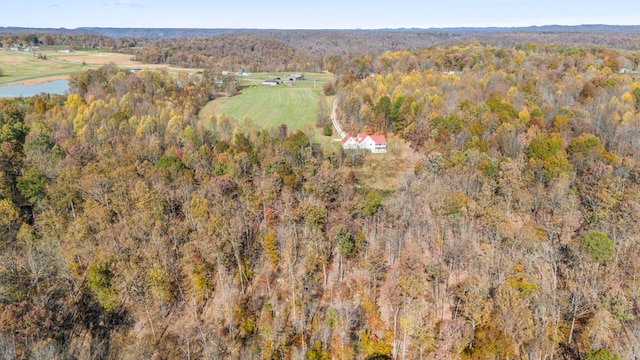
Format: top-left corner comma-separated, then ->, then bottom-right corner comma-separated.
0,79 -> 69,98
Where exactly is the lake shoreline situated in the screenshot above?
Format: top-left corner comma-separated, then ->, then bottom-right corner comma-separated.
0,75 -> 70,87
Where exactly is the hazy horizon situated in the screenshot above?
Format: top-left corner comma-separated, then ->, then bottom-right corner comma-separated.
5,24 -> 640,31
7,1 -> 640,30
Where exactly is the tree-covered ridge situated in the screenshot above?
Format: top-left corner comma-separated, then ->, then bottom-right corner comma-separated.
1,43 -> 640,359
5,27 -> 640,74
336,44 -> 640,154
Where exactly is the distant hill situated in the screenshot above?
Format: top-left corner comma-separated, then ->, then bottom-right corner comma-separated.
77,27 -> 254,39
0,27 -> 92,36
80,25 -> 640,38
3,25 -> 640,39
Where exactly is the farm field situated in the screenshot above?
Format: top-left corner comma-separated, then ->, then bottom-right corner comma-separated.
200,72 -> 333,130
0,50 -> 85,85
0,48 -> 202,85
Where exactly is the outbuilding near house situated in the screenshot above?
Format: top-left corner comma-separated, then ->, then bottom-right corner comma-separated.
287,74 -> 304,82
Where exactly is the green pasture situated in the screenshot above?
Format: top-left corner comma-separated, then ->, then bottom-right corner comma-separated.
0,50 -> 86,84
201,72 -> 334,130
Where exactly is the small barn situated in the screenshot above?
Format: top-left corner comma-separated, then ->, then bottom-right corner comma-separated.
287,74 -> 304,82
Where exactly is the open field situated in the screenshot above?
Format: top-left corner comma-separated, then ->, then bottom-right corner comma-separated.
0,49 -> 204,85
202,86 -> 320,129
200,72 -> 333,130
0,50 -> 85,85
48,50 -> 200,72
51,51 -> 139,65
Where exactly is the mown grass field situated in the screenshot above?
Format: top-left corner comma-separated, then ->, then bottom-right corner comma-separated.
0,48 -> 200,85
0,50 -> 85,85
200,72 -> 333,130
203,86 -> 320,129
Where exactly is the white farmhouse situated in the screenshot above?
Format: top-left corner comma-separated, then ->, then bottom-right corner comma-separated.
338,132 -> 387,153
364,134 -> 387,153
331,99 -> 387,153
355,133 -> 387,153
341,135 -> 359,150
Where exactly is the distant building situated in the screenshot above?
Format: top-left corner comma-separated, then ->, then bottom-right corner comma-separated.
262,79 -> 279,86
287,74 -> 304,82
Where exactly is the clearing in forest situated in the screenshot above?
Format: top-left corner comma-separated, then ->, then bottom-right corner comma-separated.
200,74 -> 331,130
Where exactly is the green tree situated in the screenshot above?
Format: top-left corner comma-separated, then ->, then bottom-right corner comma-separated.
364,189 -> 383,216
527,134 -> 563,161
486,96 -> 517,122
390,95 -> 405,133
582,231 -> 615,264
567,133 -> 605,173
430,114 -> 463,134
156,155 -> 187,181
87,260 -> 119,313
335,226 -> 354,256
633,87 -> 640,110
374,95 -> 392,122
584,348 -> 620,360
16,168 -> 46,205
526,134 -> 572,183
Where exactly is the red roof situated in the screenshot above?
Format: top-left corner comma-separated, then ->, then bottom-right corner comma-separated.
341,134 -> 354,144
356,133 -> 369,142
369,135 -> 386,144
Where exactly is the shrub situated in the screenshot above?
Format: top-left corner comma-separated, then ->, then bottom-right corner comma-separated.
323,122 -> 333,136
322,81 -> 335,96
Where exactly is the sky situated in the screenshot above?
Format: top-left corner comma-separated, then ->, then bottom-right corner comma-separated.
5,0 -> 640,29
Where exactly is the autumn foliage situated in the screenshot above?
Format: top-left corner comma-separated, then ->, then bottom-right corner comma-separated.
2,34 -> 640,359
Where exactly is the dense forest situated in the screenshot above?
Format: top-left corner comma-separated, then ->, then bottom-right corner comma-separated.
2,29 -> 640,359
4,26 -> 640,72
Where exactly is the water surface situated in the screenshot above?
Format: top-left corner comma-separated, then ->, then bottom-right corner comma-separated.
0,79 -> 69,97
